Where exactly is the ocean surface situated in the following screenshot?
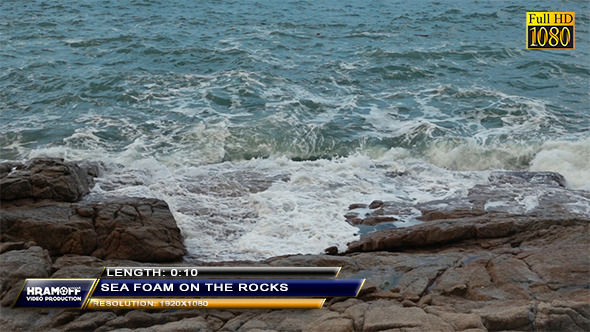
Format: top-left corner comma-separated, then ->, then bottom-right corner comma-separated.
1,0 -> 589,261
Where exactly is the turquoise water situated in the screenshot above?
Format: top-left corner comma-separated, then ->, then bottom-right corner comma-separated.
1,0 -> 589,260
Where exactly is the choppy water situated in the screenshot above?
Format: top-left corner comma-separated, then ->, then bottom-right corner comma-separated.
1,0 -> 589,261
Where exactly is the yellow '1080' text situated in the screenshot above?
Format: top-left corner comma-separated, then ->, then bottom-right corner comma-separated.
529,26 -> 571,47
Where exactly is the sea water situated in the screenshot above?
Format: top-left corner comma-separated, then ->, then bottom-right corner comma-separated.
1,0 -> 588,261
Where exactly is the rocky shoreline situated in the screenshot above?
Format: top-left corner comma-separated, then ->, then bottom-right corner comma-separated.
1,158 -> 589,331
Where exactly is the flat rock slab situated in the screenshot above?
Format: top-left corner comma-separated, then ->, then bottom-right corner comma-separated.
346,171 -> 590,253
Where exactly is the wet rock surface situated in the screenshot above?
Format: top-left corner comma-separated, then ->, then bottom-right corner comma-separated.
1,161 -> 588,331
346,171 -> 589,253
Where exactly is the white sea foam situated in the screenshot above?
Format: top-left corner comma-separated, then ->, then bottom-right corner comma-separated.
529,139 -> 590,190
483,195 -> 540,214
520,195 -> 539,213
423,139 -> 538,171
484,201 -> 506,211
25,136 -> 493,261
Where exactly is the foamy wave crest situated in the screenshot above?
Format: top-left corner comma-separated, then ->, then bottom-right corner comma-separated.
419,138 -> 589,190
423,139 -> 537,170
529,139 -> 590,190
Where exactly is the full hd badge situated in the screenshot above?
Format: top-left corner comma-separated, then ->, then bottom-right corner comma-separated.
527,12 -> 575,49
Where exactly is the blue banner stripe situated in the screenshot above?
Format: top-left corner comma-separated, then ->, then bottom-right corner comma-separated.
92,279 -> 364,297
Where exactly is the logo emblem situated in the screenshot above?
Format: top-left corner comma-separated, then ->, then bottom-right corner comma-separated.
527,12 -> 575,49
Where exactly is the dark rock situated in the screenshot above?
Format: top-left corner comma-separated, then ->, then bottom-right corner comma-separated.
343,211 -> 359,219
51,255 -> 106,278
0,162 -> 22,176
0,246 -> 51,306
304,313 -> 354,332
362,216 -> 397,225
324,246 -> 338,255
346,202 -> 415,227
1,198 -> 186,262
419,207 -> 486,221
0,158 -> 98,202
76,206 -> 95,218
369,200 -> 383,209
91,198 -> 186,261
490,171 -> 567,188
348,203 -> 367,210
385,170 -> 408,178
1,200 -> 97,257
423,307 -> 485,331
61,312 -> 118,332
352,215 -> 397,226
136,317 -> 211,331
0,306 -> 53,331
97,310 -> 171,330
474,304 -> 533,331
534,300 -> 590,331
0,241 -> 29,254
231,309 -> 339,331
51,310 -> 84,328
361,301 -> 454,331
401,299 -> 416,307
416,198 -> 486,221
78,160 -> 104,179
